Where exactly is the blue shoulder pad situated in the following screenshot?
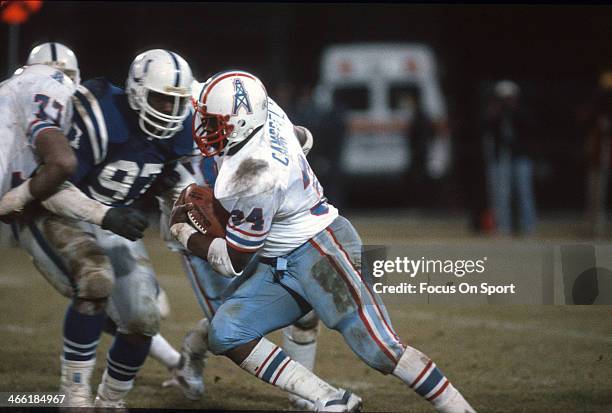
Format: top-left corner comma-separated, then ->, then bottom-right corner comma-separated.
73,78 -> 131,164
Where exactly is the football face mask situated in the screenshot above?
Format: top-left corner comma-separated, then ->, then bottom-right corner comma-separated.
192,99 -> 234,158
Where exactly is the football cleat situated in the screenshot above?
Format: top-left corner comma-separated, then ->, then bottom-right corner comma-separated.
93,395 -> 127,411
59,382 -> 92,408
289,393 -> 316,411
94,370 -> 129,412
162,351 -> 206,400
314,389 -> 362,412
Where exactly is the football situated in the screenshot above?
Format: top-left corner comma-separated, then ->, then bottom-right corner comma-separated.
181,183 -> 229,238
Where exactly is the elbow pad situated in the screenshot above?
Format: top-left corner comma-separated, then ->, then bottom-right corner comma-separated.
207,237 -> 242,278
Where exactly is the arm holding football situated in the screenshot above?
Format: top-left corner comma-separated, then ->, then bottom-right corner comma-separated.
169,202 -> 247,277
169,184 -> 257,276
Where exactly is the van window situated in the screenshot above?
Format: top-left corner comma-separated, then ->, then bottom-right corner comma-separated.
333,85 -> 369,111
389,83 -> 421,111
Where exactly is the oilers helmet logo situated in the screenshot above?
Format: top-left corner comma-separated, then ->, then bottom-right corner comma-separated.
231,78 -> 253,116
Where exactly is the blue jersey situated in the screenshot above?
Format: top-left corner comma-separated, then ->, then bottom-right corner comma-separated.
67,78 -> 194,206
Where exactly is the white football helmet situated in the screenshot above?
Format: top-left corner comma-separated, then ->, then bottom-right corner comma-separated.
27,42 -> 80,85
126,49 -> 193,139
192,70 -> 268,157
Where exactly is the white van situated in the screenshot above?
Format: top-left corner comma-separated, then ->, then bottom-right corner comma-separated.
315,43 -> 449,178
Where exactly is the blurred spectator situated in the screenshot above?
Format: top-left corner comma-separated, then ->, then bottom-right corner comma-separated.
581,71 -> 612,237
292,84 -> 348,211
482,80 -> 537,236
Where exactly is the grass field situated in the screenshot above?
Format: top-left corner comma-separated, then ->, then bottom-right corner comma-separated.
0,213 -> 611,412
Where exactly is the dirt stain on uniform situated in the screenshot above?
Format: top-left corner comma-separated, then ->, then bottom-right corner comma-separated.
42,214 -> 113,299
310,258 -> 355,313
233,158 -> 268,189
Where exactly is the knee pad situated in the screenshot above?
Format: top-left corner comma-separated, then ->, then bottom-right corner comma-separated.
123,298 -> 161,337
41,215 -> 115,300
284,311 -> 320,345
76,267 -> 114,301
208,312 -> 254,355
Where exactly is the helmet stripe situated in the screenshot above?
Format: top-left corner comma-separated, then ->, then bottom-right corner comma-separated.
50,42 -> 57,61
167,51 -> 181,87
200,71 -> 256,105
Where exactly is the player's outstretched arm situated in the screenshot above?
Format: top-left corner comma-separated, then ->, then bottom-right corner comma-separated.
41,182 -> 149,241
0,129 -> 76,217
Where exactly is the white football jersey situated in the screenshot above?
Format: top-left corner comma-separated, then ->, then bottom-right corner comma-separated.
0,64 -> 75,196
212,98 -> 338,257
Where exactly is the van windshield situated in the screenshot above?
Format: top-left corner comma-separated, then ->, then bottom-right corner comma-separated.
389,83 -> 421,112
333,85 -> 369,111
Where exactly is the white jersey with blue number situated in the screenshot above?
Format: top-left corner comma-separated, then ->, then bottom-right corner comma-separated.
213,98 -> 338,257
0,65 -> 75,196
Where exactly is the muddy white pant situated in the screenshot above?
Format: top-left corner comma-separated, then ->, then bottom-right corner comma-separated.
17,211 -> 161,336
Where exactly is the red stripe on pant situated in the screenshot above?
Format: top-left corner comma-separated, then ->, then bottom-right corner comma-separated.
184,254 -> 215,317
310,239 -> 398,363
326,227 -> 402,345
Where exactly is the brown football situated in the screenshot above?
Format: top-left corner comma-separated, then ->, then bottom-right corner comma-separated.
182,184 -> 229,238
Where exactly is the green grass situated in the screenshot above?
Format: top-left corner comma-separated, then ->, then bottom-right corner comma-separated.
1,220 -> 611,412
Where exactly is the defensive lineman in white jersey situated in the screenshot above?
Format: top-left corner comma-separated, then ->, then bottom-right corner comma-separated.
0,64 -> 77,218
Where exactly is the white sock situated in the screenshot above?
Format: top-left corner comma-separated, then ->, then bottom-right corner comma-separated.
149,334 -> 181,369
282,325 -> 318,371
393,346 -> 475,413
60,357 -> 96,387
240,337 -> 337,403
97,369 -> 133,402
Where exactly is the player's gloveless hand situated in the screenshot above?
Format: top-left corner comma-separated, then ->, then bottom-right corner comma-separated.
101,207 -> 149,241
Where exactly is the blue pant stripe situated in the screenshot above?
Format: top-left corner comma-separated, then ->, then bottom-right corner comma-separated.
261,351 -> 287,383
416,367 -> 444,397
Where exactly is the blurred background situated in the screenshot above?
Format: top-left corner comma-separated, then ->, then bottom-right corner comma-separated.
3,2 -> 612,237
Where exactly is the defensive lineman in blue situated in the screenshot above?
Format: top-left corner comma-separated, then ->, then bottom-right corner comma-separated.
170,71 -> 477,412
17,48 -> 196,408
